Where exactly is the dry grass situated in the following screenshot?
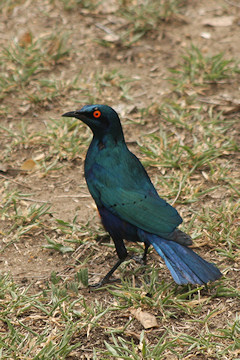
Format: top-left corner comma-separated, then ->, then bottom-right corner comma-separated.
0,0 -> 239,358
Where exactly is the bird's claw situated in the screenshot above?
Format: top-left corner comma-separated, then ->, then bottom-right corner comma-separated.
131,255 -> 147,265
88,277 -> 120,289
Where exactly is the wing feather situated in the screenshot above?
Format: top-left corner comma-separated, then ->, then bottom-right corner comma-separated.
86,158 -> 182,237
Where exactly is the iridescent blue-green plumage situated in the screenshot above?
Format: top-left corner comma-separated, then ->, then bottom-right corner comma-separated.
62,104 -> 222,286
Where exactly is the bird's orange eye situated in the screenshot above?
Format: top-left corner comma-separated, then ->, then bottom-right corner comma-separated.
93,110 -> 101,118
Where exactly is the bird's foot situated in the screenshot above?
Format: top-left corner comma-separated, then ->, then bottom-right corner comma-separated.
88,277 -> 120,289
131,255 -> 147,266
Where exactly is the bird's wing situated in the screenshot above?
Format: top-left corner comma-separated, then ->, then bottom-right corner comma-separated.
86,161 -> 182,237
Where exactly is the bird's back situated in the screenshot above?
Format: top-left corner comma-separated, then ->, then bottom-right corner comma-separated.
84,134 -> 182,238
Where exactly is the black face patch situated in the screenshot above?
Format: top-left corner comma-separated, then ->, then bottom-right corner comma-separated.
91,109 -> 109,129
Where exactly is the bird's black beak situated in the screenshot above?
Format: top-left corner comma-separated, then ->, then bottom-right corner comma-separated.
62,110 -> 88,122
62,111 -> 78,118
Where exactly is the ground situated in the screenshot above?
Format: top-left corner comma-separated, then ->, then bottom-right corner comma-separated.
0,0 -> 239,359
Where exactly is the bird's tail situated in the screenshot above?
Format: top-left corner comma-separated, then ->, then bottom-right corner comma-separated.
138,229 -> 222,285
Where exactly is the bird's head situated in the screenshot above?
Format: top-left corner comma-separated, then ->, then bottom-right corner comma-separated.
62,104 -> 124,140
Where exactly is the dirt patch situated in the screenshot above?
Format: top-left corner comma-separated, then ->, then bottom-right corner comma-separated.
0,0 -> 239,358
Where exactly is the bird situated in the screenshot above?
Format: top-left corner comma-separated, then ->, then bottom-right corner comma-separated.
62,104 -> 222,287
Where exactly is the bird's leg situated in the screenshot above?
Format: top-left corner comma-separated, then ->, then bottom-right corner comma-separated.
90,258 -> 125,288
142,242 -> 150,265
132,242 -> 150,265
89,235 -> 128,288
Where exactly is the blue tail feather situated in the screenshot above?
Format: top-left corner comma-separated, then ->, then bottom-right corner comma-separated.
138,230 -> 222,285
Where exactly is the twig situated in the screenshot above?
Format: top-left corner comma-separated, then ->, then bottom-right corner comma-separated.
197,98 -> 223,106
21,198 -> 50,203
56,194 -> 91,198
224,0 -> 240,8
0,173 -> 32,189
95,23 -> 116,35
171,177 -> 184,205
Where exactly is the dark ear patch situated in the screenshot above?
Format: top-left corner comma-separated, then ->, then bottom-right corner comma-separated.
99,115 -> 109,128
91,108 -> 109,128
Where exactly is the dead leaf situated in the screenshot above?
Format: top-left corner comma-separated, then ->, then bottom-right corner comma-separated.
200,32 -> 211,39
21,159 -> 36,171
19,103 -> 31,114
95,23 -> 120,43
125,331 -> 141,340
18,31 -> 32,47
191,239 -> 210,248
202,16 -> 235,27
186,297 -> 209,307
103,33 -> 120,43
131,308 -> 158,329
0,163 -> 8,173
97,0 -> 119,14
34,153 -> 45,161
223,105 -> 240,115
202,171 -> 209,180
